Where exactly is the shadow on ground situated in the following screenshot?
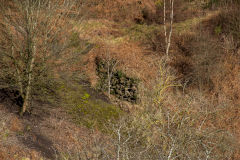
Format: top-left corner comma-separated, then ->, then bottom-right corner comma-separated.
0,88 -> 58,159
18,129 -> 57,160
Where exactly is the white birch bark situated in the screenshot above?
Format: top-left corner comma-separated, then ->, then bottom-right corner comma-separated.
163,0 -> 174,56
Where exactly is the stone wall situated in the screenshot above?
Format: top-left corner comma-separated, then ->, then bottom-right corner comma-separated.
96,58 -> 138,103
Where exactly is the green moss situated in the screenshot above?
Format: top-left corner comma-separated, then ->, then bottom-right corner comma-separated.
125,24 -> 161,42
69,32 -> 81,48
214,26 -> 222,35
155,0 -> 163,8
57,81 -> 122,130
69,32 -> 94,54
71,100 -> 121,129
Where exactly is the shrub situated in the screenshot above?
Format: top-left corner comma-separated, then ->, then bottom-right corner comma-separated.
215,8 -> 240,45
204,0 -> 240,9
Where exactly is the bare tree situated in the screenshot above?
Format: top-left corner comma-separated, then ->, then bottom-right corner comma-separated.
0,0 -> 78,116
106,49 -> 118,98
163,0 -> 174,56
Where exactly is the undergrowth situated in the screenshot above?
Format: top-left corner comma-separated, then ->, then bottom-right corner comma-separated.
126,24 -> 161,42
57,81 -> 122,130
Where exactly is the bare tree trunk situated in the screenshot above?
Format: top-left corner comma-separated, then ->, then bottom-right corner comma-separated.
164,0 -> 167,51
20,0 -> 38,116
0,0 -> 80,116
20,44 -> 36,116
117,127 -> 121,160
163,0 -> 174,56
107,58 -> 111,98
106,48 -> 118,98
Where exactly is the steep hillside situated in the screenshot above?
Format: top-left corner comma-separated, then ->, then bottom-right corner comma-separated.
0,0 -> 240,159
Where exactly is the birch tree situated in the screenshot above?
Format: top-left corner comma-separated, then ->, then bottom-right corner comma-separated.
0,0 -> 77,116
163,0 -> 174,56
106,49 -> 118,98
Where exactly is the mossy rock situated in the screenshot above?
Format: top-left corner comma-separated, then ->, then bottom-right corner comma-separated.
96,58 -> 139,103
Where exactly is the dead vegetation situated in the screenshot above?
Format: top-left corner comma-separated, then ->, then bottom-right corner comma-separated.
0,0 -> 240,159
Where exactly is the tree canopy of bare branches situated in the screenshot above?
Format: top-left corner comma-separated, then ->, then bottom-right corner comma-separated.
0,0 -> 78,115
